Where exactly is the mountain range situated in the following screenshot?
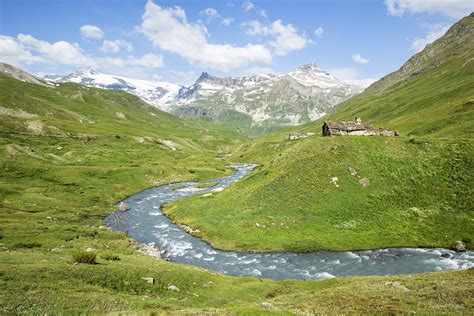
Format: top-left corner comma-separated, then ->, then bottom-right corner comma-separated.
44,64 -> 362,136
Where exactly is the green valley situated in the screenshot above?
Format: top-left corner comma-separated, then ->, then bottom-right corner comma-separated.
1,8 -> 473,315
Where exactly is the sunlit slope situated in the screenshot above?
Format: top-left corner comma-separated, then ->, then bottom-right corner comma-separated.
0,70 -> 249,254
164,14 -> 474,252
323,13 -> 474,139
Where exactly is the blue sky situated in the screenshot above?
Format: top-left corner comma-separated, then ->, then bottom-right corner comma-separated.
1,0 -> 473,86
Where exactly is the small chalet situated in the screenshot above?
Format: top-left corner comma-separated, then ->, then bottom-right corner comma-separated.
322,117 -> 399,137
287,132 -> 315,140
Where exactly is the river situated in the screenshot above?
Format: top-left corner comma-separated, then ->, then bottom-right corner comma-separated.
105,164 -> 474,280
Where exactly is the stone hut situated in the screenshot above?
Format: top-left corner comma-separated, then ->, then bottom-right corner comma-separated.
322,117 -> 399,137
287,132 -> 315,140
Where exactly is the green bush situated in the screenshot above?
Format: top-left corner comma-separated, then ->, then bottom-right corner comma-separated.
14,242 -> 41,249
101,254 -> 120,261
73,252 -> 97,264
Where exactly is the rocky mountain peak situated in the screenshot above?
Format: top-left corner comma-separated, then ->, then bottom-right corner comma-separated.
297,63 -> 320,72
196,72 -> 214,83
77,67 -> 99,76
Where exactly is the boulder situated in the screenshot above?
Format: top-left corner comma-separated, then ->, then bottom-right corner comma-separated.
359,178 -> 370,188
440,253 -> 452,259
452,240 -> 466,252
202,281 -> 214,288
115,202 -> 129,212
142,277 -> 155,284
167,285 -> 180,292
348,166 -> 357,176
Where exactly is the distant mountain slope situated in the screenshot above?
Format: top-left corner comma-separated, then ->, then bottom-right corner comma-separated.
321,13 -> 474,138
1,64 -> 247,156
45,64 -> 362,137
44,67 -> 183,112
174,64 -> 362,136
0,62 -> 51,87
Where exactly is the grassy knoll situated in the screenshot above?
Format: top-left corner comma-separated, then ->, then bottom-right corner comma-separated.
164,15 -> 474,253
164,136 -> 473,252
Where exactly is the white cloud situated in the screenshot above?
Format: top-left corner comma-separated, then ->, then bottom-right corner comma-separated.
352,53 -> 369,64
167,70 -> 196,85
258,9 -> 267,18
243,19 -> 309,56
385,0 -> 474,18
127,53 -> 164,68
411,25 -> 450,52
0,35 -> 45,66
80,25 -> 104,40
221,17 -> 234,26
101,39 -> 133,53
314,26 -> 324,37
242,1 -> 255,11
329,67 -> 377,88
17,33 -> 95,67
270,20 -> 308,56
242,20 -> 268,35
199,8 -> 220,23
0,34 -> 163,78
139,1 -> 271,72
199,7 -> 234,26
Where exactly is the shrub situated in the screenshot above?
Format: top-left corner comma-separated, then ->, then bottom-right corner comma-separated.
14,242 -> 41,249
101,254 -> 120,261
73,252 -> 97,264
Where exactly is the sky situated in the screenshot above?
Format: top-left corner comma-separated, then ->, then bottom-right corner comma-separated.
1,0 -> 473,87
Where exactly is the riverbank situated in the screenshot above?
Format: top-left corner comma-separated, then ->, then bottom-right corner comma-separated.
164,137 -> 473,253
107,164 -> 474,280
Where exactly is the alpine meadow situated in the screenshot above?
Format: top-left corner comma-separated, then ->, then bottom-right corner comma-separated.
0,1 -> 473,314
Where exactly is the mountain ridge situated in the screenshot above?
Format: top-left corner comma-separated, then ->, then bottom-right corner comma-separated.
43,63 -> 362,136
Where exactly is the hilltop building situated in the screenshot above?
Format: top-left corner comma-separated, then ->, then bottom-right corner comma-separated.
287,132 -> 315,140
322,118 -> 399,137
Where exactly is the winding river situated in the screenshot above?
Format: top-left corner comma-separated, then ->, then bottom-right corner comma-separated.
105,164 -> 474,280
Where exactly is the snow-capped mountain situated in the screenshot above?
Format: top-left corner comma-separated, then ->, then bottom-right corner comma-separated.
176,72 -> 276,104
43,68 -> 182,111
44,64 -> 362,135
173,64 -> 363,134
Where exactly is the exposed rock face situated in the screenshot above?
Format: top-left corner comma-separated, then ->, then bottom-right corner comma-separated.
42,63 -> 362,135
0,62 -> 51,86
452,240 -> 466,252
174,64 -> 362,133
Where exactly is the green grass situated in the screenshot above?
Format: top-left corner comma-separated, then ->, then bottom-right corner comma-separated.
1,32 -> 473,314
164,15 -> 474,253
165,136 -> 473,252
1,249 -> 473,314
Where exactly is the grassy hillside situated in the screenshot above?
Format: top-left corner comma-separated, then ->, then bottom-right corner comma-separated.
2,70 -> 472,314
1,63 -> 473,313
164,14 -> 474,253
165,136 -> 473,252
323,13 -> 474,139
